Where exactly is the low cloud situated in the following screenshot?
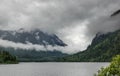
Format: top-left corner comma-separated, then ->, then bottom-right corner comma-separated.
0,0 -> 120,53
0,39 -> 79,54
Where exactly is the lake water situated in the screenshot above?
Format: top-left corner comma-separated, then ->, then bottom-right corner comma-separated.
0,62 -> 109,76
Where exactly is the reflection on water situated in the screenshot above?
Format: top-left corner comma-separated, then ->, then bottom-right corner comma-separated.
0,62 -> 109,76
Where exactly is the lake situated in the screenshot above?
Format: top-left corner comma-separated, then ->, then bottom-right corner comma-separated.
0,62 -> 109,76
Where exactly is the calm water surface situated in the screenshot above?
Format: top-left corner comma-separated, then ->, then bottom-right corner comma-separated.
0,62 -> 109,76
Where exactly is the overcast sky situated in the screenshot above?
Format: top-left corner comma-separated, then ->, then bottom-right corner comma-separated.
0,0 -> 120,53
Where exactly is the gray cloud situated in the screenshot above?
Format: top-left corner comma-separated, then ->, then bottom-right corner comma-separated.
0,0 -> 120,53
0,39 -> 75,54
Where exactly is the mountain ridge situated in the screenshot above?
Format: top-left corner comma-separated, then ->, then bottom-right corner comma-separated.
0,29 -> 67,47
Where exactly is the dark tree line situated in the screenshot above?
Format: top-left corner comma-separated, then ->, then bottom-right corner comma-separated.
0,50 -> 18,64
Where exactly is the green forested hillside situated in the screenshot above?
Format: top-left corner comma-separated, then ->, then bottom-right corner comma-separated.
96,55 -> 120,76
58,30 -> 120,62
0,47 -> 68,62
0,50 -> 18,64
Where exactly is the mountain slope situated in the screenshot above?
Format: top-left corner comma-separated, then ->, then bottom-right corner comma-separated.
0,29 -> 68,62
58,30 -> 120,62
0,29 -> 67,46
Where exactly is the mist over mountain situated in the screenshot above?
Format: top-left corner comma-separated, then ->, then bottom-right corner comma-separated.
0,29 -> 68,62
56,9 -> 120,62
58,29 -> 120,62
0,0 -> 120,53
0,0 -> 119,62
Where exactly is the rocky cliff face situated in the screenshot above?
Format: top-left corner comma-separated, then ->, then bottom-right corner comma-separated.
0,29 -> 67,46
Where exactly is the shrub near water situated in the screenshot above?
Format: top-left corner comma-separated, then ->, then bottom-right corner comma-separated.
0,51 -> 18,64
95,55 -> 120,76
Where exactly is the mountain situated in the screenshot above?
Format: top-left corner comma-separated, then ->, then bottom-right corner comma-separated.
0,29 -> 67,46
0,29 -> 68,62
58,30 -> 120,62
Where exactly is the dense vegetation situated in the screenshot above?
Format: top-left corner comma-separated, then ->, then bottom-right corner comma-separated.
0,47 -> 68,62
57,30 -> 120,62
95,55 -> 120,76
0,50 -> 18,64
